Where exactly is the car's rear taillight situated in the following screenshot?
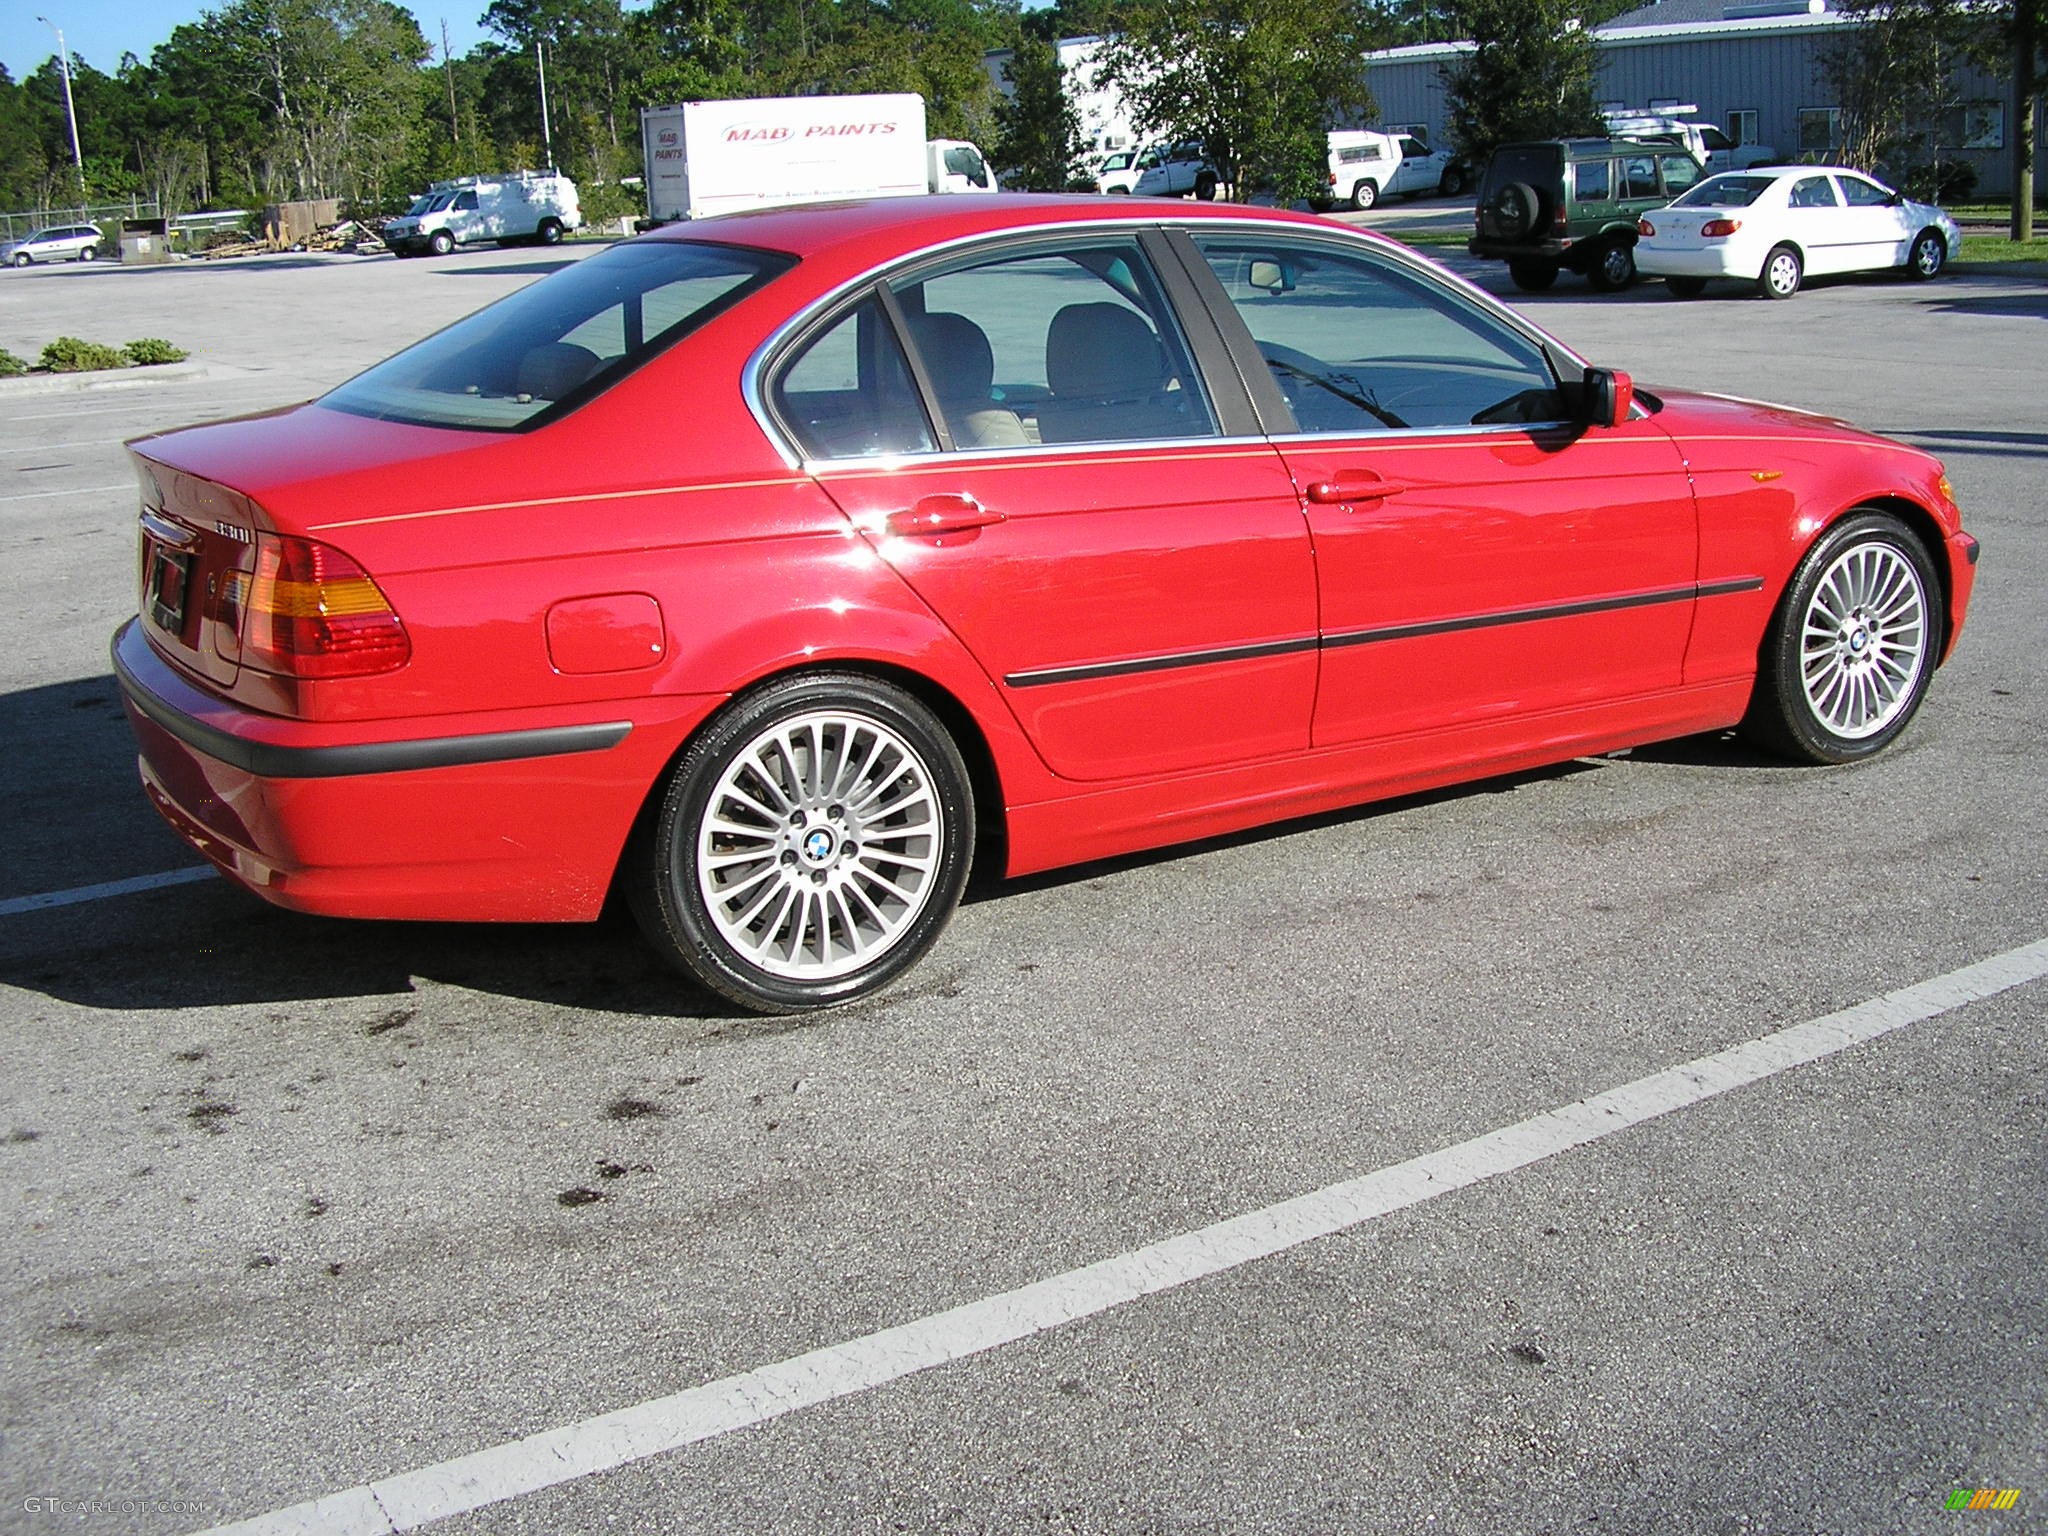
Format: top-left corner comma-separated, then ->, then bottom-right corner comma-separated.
231,534 -> 410,678
1701,218 -> 1742,238
1638,218 -> 1656,237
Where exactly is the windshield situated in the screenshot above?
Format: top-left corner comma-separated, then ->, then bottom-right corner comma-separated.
1675,174 -> 1776,208
320,240 -> 794,431
404,195 -> 437,216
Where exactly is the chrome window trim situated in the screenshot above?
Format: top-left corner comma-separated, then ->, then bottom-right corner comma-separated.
740,213 -> 1594,470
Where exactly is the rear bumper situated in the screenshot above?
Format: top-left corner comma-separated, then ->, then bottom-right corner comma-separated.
113,619 -> 716,922
1636,246 -> 1752,279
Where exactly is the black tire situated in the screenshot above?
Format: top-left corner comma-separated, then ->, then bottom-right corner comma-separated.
11,252 -> 29,268
536,217 -> 564,246
1438,167 -> 1466,199
1482,181 -> 1542,239
1586,240 -> 1637,292
1508,260 -> 1558,292
80,245 -> 97,262
1193,172 -> 1217,202
1664,276 -> 1707,298
1348,179 -> 1378,211
1758,243 -> 1801,300
1742,511 -> 1943,765
1906,228 -> 1946,279
630,672 -> 976,1014
1106,186 -> 1132,195
429,229 -> 455,256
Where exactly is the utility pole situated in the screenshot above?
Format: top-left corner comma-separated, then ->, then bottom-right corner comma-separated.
536,39 -> 556,172
35,15 -> 87,206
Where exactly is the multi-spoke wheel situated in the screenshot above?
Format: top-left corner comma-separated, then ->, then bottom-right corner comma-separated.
1744,512 -> 1942,763
632,673 -> 974,1013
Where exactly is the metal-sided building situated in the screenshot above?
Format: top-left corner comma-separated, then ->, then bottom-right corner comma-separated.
1364,0 -> 2031,197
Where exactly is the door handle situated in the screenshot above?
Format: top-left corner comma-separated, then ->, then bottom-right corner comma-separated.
1305,475 -> 1413,506
885,494 -> 1006,538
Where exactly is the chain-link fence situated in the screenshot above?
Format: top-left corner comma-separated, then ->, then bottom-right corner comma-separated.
1,200 -> 163,244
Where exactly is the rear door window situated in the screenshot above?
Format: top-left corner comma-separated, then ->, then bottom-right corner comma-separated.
1574,160 -> 1612,201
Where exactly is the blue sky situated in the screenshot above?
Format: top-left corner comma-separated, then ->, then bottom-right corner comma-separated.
1,1 -> 500,80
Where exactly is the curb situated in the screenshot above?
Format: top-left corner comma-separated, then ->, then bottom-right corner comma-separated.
0,360 -> 217,396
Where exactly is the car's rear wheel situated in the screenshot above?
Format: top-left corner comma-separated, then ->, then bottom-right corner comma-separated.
429,229 -> 454,256
1349,179 -> 1378,211
1907,229 -> 1946,279
1507,259 -> 1558,292
632,673 -> 975,1014
1759,243 -> 1802,299
1664,276 -> 1707,297
1586,240 -> 1637,292
1743,511 -> 1941,764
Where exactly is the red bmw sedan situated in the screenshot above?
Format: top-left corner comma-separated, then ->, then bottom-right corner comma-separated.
115,195 -> 1978,1012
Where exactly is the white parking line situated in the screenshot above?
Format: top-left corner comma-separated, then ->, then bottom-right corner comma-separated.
0,482 -> 132,504
187,936 -> 2048,1536
0,866 -> 216,917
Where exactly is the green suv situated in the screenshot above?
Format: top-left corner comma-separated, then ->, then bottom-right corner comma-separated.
1470,138 -> 1705,292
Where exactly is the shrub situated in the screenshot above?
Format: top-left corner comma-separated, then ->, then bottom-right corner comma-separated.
123,338 -> 189,366
40,336 -> 126,372
0,347 -> 27,377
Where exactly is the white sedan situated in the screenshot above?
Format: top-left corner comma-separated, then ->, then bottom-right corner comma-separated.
1636,167 -> 1962,299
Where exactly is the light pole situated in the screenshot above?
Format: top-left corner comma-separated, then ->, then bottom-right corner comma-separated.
35,15 -> 87,206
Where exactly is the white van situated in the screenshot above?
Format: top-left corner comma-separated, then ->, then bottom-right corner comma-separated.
928,139 -> 999,194
384,171 -> 583,256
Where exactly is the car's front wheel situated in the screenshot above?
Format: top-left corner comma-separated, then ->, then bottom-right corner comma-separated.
1194,172 -> 1218,202
632,673 -> 976,1014
10,252 -> 29,268
1743,511 -> 1942,764
536,217 -> 564,245
429,229 -> 455,256
1759,243 -> 1802,299
79,246 -> 97,262
1907,229 -> 1946,279
1439,167 -> 1466,199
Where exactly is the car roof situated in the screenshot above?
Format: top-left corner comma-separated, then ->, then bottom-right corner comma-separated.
637,193 -> 1357,263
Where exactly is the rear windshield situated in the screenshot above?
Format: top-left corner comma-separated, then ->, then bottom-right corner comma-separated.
1481,145 -> 1562,194
320,240 -> 793,431
1675,174 -> 1775,208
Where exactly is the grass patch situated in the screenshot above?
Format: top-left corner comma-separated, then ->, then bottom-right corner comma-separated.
1956,233 -> 2048,266
1383,228 -> 1471,249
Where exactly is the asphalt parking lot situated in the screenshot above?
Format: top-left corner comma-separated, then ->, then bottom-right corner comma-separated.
1,228 -> 2043,1536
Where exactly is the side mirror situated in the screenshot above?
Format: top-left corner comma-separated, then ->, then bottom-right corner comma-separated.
1582,367 -> 1634,428
1248,258 -> 1292,293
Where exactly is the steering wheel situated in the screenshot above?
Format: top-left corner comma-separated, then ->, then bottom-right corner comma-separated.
1257,342 -> 1408,431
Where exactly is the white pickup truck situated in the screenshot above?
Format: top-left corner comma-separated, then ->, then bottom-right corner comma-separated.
1601,109 -> 1778,174
1322,130 -> 1466,210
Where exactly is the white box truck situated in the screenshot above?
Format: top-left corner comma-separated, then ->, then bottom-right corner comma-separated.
383,171 -> 582,256
641,95 -> 994,222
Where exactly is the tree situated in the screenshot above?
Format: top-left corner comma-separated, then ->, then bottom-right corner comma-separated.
994,34 -> 1086,189
1827,0 -> 2042,238
1827,0 -> 1975,195
1440,0 -> 1602,167
1097,0 -> 1381,203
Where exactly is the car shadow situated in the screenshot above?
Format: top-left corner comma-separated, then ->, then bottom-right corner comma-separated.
0,668 -> 1739,1020
1880,427 -> 2048,462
